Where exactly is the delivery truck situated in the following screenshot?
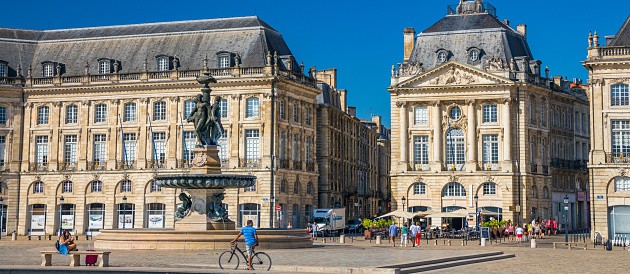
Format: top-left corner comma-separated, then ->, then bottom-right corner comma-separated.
312,208 -> 346,236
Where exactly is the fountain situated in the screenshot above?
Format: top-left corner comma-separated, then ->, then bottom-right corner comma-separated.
94,72 -> 312,250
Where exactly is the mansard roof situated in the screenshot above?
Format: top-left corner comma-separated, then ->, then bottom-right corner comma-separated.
608,14 -> 630,47
422,13 -> 511,33
0,16 -> 298,77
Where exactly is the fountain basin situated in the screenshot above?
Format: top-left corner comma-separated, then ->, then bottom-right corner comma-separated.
154,174 -> 256,189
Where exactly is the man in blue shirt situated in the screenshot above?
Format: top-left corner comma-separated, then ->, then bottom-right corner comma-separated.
231,220 -> 259,270
389,221 -> 398,247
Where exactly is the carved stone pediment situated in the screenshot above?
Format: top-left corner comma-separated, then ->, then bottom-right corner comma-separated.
396,62 -> 513,88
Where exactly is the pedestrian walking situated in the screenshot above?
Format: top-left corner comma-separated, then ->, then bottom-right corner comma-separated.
409,222 -> 417,247
516,225 -> 524,243
527,223 -> 533,241
552,219 -> 558,235
508,223 -> 514,241
414,222 -> 421,246
389,222 -> 398,247
312,222 -> 318,240
401,222 -> 408,247
546,219 -> 552,236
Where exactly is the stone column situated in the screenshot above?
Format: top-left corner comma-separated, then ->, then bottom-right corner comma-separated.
108,100 -> 119,169
78,101 -> 90,170
431,101 -> 442,170
466,99 -> 477,171
502,98 -> 512,171
397,101 -> 408,169
137,98 -> 149,168
50,103 -> 61,170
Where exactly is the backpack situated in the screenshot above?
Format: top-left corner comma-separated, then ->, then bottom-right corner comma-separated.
55,240 -> 60,251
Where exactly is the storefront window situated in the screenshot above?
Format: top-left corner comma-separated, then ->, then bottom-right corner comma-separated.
117,203 -> 135,228
29,204 -> 46,235
87,203 -> 105,231
146,203 -> 165,228
239,203 -> 260,228
608,206 -> 630,239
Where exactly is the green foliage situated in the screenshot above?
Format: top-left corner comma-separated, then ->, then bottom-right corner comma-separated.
363,219 -> 372,229
499,220 -> 507,227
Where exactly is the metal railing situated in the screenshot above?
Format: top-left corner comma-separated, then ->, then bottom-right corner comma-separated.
240,158 -> 259,168
606,152 -> 630,164
60,162 -> 76,171
116,160 -> 136,170
87,161 -> 106,170
29,162 -> 48,171
306,161 -> 315,172
413,163 -> 430,171
480,163 -> 500,171
442,163 -> 465,171
178,159 -> 194,168
293,160 -> 302,170
221,159 -> 229,168
542,165 -> 549,174
530,163 -> 538,173
148,160 -> 166,169
278,159 -> 290,169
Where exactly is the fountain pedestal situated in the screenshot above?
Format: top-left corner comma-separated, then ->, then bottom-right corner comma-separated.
174,188 -> 235,231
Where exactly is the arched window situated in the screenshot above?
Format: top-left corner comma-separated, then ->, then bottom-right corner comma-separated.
61,181 -> 73,193
150,181 -> 161,192
120,180 -> 132,193
531,186 -> 538,198
145,203 -> 165,228
293,182 -> 299,194
91,181 -> 102,193
442,182 -> 465,197
306,182 -> 313,195
543,186 -> 549,199
615,177 -> 630,192
446,128 -> 465,171
33,182 -> 44,194
482,182 -> 496,195
413,183 -> 426,195
611,84 -> 629,106
280,180 -> 286,193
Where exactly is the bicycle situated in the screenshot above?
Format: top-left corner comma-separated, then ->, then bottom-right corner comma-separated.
219,241 -> 272,271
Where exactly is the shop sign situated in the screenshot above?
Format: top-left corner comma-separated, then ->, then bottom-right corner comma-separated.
31,215 -> 45,230
61,215 -> 74,229
89,215 -> 103,229
148,214 -> 164,228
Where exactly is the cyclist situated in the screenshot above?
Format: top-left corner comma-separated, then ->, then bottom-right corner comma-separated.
231,220 -> 259,270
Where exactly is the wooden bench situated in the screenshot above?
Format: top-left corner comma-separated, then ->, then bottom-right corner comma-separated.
553,242 -> 587,250
40,250 -> 111,267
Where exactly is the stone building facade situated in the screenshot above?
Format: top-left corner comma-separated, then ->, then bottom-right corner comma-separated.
0,16 -> 323,235
388,1 -> 589,229
583,14 -> 630,240
315,70 -> 390,220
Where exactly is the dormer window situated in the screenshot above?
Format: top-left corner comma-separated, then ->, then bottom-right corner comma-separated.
0,61 -> 7,77
98,58 -> 111,74
42,62 -> 55,77
469,50 -> 478,61
216,51 -> 233,68
436,49 -> 450,64
438,52 -> 447,63
157,57 -> 169,71
467,47 -> 482,64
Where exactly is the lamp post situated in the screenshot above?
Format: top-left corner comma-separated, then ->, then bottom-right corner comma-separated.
564,195 -> 569,242
0,197 -> 3,240
59,196 -> 64,236
401,196 -> 406,224
122,196 -> 127,229
474,195 -> 479,244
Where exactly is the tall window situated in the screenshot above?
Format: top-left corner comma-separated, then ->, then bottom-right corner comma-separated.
292,103 -> 298,122
305,136 -> 311,162
37,106 -> 49,125
218,131 -> 228,162
43,63 -> 54,77
246,98 -> 259,118
611,84 -> 629,106
0,106 -> 6,125
530,140 -> 536,165
91,181 -> 102,193
292,134 -> 300,162
62,181 -> 73,193
542,139 -> 547,165
445,128 -> 465,171
612,120 -> 630,156
150,181 -> 161,192
615,177 -> 630,192
568,113 -> 572,130
531,186 -> 537,198
540,103 -> 545,126
414,107 -> 428,125
413,183 -> 426,195
99,60 -> 110,74
562,111 -> 566,129
305,107 -> 311,125
153,132 -> 166,164
94,104 -> 107,123
184,100 -> 195,119
124,103 -> 136,122
556,110 -> 560,127
123,133 -> 136,162
442,182 -> 466,197
245,129 -> 260,162
0,63 -> 6,77
64,135 -> 77,167
551,107 -> 555,127
482,105 -> 497,123
93,134 -> 106,166
219,99 -> 228,118
279,131 -> 286,161
582,113 -> 587,133
157,57 -> 169,71
279,100 -> 285,120
219,56 -> 230,68
413,136 -> 429,170
183,131 -> 196,163
529,101 -> 534,123
482,134 -> 499,169
120,180 -> 132,192
0,136 -> 5,167
33,182 -> 44,194
35,136 -> 48,165
65,105 -> 77,124
483,182 -> 496,195
153,101 -> 166,121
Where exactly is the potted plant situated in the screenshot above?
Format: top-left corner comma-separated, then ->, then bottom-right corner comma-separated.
363,219 -> 373,238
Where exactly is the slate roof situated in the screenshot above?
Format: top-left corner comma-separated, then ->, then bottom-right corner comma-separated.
0,16 -> 298,77
608,14 -> 630,47
408,13 -> 533,71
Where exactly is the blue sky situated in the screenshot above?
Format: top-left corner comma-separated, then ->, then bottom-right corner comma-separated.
2,0 -> 628,127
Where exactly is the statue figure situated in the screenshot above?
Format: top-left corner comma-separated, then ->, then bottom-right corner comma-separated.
188,72 -> 224,147
207,95 -> 225,145
187,94 -> 211,146
207,193 -> 228,221
174,193 -> 192,221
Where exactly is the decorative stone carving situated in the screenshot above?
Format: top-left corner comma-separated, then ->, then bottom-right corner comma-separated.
396,101 -> 406,108
608,78 -> 629,85
93,173 -> 100,181
207,193 -> 228,221
52,101 -> 62,107
431,100 -> 441,106
414,176 -> 424,183
35,175 -> 42,181
484,57 -> 506,72
63,174 -> 71,181
618,168 -> 627,177
122,173 -> 129,181
483,175 -> 495,183
399,61 -> 425,76
174,193 -> 192,221
155,174 -> 256,189
448,175 -> 459,182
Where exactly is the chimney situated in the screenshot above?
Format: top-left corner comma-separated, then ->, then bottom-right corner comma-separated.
503,19 -> 510,26
339,89 -> 348,113
403,28 -> 416,62
315,68 -> 337,89
372,115 -> 382,134
517,24 -> 527,39
347,106 -> 356,117
553,75 -> 563,90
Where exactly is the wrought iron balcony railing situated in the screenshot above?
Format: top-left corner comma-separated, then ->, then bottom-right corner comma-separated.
29,162 -> 48,171
60,162 -> 77,171
148,160 -> 166,169
606,153 -> 630,164
413,163 -> 430,171
87,161 -> 106,170
240,158 -> 260,168
116,160 -> 136,170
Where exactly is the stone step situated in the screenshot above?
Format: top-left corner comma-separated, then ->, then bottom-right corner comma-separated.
400,254 -> 515,273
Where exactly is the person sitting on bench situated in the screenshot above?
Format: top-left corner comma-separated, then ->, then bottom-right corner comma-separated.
58,229 -> 77,255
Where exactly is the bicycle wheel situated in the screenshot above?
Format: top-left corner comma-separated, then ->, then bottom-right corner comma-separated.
252,252 -> 272,271
218,250 -> 240,270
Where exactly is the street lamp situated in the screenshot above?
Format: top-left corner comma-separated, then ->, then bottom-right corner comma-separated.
401,196 -> 406,224
59,196 -> 64,236
0,197 -> 4,240
474,195 -> 479,244
122,196 -> 127,229
564,195 -> 569,243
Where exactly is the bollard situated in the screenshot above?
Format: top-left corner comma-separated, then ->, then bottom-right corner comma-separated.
531,238 -> 537,248
12,232 -> 17,241
27,235 -> 31,240
38,235 -> 42,241
340,235 -> 345,244
462,240 -> 465,246
448,240 -> 451,246
322,237 -> 326,243
48,235 -> 52,241
434,239 -> 438,245
376,236 -> 381,245
481,238 -> 486,246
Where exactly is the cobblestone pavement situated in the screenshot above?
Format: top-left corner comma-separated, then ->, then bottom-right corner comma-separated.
0,234 -> 628,273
